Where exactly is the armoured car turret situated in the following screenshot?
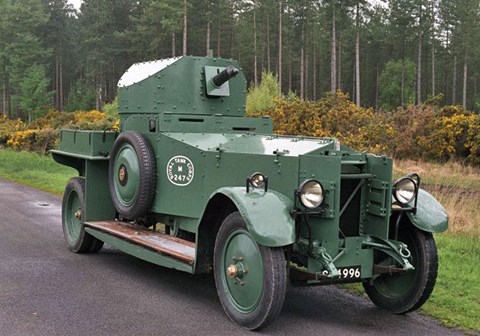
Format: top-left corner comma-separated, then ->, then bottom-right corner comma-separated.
52,56 -> 448,330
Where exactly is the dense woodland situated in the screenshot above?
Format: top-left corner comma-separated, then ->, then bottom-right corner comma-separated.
1,0 -> 480,121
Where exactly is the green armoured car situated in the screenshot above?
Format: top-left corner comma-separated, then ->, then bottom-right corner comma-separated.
52,56 -> 448,330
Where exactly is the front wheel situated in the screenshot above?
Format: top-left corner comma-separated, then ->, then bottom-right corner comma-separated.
214,212 -> 287,330
62,177 -> 104,253
363,225 -> 438,313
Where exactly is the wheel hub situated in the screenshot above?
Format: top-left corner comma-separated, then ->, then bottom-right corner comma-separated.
227,265 -> 238,278
74,209 -> 82,219
227,256 -> 248,283
118,164 -> 128,186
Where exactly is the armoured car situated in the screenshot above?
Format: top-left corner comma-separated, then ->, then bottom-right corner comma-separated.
52,56 -> 448,330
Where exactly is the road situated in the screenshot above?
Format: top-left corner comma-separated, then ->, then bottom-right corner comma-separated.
0,178 -> 467,336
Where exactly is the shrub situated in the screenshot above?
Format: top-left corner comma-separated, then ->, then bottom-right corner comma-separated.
246,71 -> 279,116
4,110 -> 118,154
254,92 -> 394,155
30,110 -> 75,130
0,117 -> 27,146
103,97 -> 119,118
71,110 -> 118,130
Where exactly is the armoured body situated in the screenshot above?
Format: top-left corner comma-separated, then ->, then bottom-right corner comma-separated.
52,56 -> 448,330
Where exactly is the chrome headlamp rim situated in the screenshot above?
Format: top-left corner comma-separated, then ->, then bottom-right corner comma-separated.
249,172 -> 266,188
393,177 -> 417,205
299,179 -> 324,209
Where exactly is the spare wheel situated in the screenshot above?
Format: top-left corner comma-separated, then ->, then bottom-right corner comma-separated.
109,131 -> 156,220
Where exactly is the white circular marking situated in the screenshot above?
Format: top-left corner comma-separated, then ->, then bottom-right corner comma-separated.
166,156 -> 195,186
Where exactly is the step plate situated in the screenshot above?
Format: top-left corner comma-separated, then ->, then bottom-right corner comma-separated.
84,221 -> 195,264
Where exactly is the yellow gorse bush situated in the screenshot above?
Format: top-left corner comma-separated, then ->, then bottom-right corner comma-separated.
1,94 -> 480,165
256,92 -> 480,164
1,110 -> 118,154
0,117 -> 27,145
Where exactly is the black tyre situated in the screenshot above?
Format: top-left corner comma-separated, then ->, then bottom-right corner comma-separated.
62,177 -> 104,253
363,225 -> 438,313
109,131 -> 156,220
214,212 -> 287,330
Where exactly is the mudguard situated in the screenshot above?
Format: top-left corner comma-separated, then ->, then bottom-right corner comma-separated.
214,187 -> 295,247
407,188 -> 448,233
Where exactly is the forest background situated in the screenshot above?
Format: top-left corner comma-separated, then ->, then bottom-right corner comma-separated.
2,0 -> 480,116
1,0 -> 480,165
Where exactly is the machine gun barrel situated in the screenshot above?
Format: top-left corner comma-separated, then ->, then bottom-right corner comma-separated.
212,66 -> 239,87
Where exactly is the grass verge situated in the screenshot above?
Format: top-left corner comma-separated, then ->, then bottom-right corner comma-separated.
0,149 -> 76,195
426,233 -> 480,332
0,150 -> 479,332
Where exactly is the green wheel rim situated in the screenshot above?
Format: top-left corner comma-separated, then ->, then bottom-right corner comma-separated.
64,188 -> 82,243
113,143 -> 140,207
220,229 -> 264,313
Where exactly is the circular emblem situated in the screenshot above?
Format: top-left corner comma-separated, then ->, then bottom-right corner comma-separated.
166,156 -> 195,186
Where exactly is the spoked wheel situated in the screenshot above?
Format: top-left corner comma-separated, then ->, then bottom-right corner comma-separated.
363,225 -> 438,313
62,177 -> 104,253
109,131 -> 156,220
214,212 -> 287,330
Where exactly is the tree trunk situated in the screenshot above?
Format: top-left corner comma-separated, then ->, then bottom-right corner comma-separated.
253,1 -> 258,86
2,87 -> 5,118
452,55 -> 457,105
2,74 -> 7,117
217,18 -> 221,57
355,2 -> 360,106
183,0 -> 187,56
300,20 -> 305,99
431,5 -> 435,97
267,15 -> 271,72
313,40 -> 317,100
463,57 -> 467,109
305,39 -> 309,100
338,35 -> 342,92
59,51 -> 64,111
288,46 -> 292,93
206,2 -> 211,56
401,59 -> 405,105
401,34 -> 405,106
431,39 -> 435,96
278,0 -> 283,95
330,5 -> 336,93
417,31 -> 422,104
55,54 -> 59,110
172,33 -> 176,57
375,64 -> 379,109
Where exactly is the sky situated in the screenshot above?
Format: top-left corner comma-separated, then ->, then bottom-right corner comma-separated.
67,0 -> 383,12
68,0 -> 82,10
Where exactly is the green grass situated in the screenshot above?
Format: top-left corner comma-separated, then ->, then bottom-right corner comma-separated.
0,149 -> 76,195
0,149 -> 479,332
394,159 -> 480,191
422,233 -> 480,332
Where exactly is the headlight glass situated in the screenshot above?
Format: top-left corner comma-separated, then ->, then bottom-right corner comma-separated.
249,173 -> 265,188
394,177 -> 417,205
299,180 -> 324,209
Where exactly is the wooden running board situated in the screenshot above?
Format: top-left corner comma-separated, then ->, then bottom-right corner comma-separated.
84,221 -> 196,264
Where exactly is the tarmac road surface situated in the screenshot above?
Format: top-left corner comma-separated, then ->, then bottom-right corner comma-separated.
0,178 -> 468,336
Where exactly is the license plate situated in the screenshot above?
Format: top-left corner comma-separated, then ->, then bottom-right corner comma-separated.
338,266 -> 361,279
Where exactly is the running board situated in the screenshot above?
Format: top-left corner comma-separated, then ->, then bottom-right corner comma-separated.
84,221 -> 196,266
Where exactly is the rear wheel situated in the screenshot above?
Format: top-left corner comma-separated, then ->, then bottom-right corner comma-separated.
363,225 -> 438,313
62,177 -> 104,253
214,212 -> 287,330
